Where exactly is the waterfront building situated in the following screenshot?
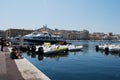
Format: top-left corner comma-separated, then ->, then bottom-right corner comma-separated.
37,25 -> 89,40
89,32 -> 120,40
79,30 -> 89,40
89,32 -> 105,40
0,30 -> 6,38
6,29 -> 34,38
2,25 -> 89,40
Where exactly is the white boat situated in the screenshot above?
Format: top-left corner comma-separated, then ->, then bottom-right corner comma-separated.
58,44 -> 83,51
23,31 -> 66,45
36,45 -> 68,54
36,44 -> 83,54
11,31 -> 67,46
97,44 -> 120,53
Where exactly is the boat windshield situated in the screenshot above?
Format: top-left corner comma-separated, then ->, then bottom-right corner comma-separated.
33,32 -> 39,35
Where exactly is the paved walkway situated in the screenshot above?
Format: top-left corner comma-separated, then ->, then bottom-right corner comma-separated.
0,47 -> 50,80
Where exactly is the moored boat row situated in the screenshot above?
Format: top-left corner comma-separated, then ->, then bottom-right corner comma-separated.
11,43 -> 83,55
8,31 -> 83,55
96,44 -> 120,53
35,44 -> 83,54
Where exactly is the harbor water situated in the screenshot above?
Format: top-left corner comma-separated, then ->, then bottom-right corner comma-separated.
22,41 -> 120,80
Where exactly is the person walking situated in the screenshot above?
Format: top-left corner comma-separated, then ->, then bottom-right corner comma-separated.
0,38 -> 6,51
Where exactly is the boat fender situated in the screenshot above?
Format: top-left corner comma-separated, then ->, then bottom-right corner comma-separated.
38,47 -> 44,54
105,47 -> 109,53
31,46 -> 36,52
96,45 -> 99,51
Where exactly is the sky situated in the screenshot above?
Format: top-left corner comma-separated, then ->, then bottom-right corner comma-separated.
0,0 -> 120,34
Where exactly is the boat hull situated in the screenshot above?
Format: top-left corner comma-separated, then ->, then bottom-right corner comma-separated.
24,39 -> 67,45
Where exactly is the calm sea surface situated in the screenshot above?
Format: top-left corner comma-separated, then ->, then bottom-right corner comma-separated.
22,41 -> 120,80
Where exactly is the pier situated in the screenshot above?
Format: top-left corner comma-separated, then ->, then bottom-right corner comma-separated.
0,47 -> 50,80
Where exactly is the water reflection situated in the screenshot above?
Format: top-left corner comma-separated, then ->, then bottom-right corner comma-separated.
27,51 -> 31,56
71,41 -> 89,53
104,51 -> 109,56
38,54 -> 44,61
110,52 -> 120,57
21,41 -> 120,80
31,52 -> 36,58
26,51 -> 44,61
25,51 -> 69,61
44,52 -> 69,58
96,48 -> 120,58
82,44 -> 89,53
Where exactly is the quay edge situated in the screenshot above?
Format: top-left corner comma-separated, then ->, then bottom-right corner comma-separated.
6,47 -> 51,80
